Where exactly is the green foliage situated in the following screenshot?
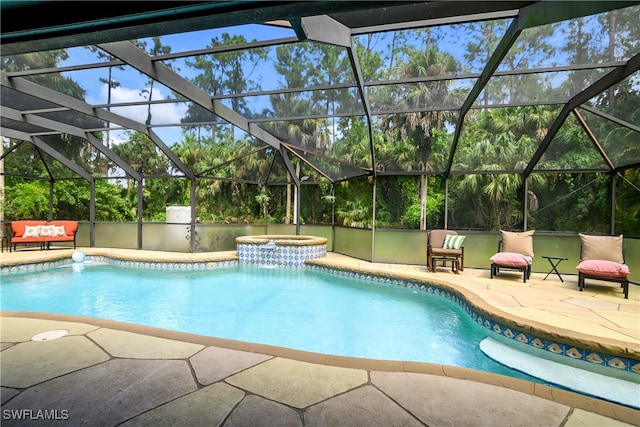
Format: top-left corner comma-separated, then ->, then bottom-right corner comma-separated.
3,181 -> 50,220
2,180 -> 135,221
93,181 -> 136,221
616,169 -> 640,236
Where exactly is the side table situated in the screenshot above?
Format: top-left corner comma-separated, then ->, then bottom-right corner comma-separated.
542,255 -> 568,282
430,256 -> 460,274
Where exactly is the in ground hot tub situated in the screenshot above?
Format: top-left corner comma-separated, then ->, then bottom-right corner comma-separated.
235,235 -> 327,267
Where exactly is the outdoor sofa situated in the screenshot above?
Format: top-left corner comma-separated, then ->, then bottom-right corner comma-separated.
9,220 -> 78,251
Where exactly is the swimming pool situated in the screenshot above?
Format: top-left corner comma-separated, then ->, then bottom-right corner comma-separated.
2,262 -> 534,379
2,260 -> 638,408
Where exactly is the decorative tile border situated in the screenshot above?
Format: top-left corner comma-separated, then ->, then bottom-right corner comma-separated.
1,256 -> 238,274
307,264 -> 640,377
1,258 -> 74,274
102,256 -> 237,270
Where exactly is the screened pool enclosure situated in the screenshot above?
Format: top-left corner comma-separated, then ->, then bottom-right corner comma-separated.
1,1 -> 639,271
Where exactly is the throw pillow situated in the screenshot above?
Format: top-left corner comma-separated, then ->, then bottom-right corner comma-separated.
23,225 -> 41,238
579,234 -> 624,264
38,225 -> 56,237
576,260 -> 629,279
443,234 -> 466,250
54,225 -> 67,236
501,230 -> 535,258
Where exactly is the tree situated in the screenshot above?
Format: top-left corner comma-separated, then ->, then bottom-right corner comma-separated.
378,37 -> 464,229
453,107 -> 552,230
134,37 -> 173,126
185,33 -> 267,120
269,43 -> 332,224
3,180 -> 135,221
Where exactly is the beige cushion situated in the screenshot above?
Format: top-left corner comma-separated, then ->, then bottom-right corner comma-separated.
579,234 -> 624,263
429,230 -> 458,249
431,247 -> 463,256
500,230 -> 535,258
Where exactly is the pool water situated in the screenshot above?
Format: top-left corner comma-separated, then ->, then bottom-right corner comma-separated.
2,263 -> 539,382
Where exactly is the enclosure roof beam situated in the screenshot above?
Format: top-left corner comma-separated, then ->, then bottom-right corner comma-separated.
0,106 -> 143,181
97,40 -> 301,181
84,134 -> 143,182
0,71 -> 195,180
293,15 -> 352,47
445,18 -> 521,179
573,110 -> 615,171
1,1 -> 391,56
579,105 -> 640,134
283,145 -> 334,183
0,139 -> 23,162
97,41 -> 284,150
524,52 -> 640,177
293,14 -> 376,179
0,127 -> 93,182
445,0 -> 639,179
347,42 -> 377,179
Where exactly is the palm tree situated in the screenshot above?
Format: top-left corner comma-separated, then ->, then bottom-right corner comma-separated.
269,44 -> 333,224
453,107 -> 552,230
379,44 -> 464,229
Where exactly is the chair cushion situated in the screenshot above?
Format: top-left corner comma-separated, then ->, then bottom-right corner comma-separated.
579,234 -> 624,263
430,230 -> 458,248
443,234 -> 466,250
501,230 -> 535,258
577,260 -> 629,278
431,248 -> 463,256
490,252 -> 532,267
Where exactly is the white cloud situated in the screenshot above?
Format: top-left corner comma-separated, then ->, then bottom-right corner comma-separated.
105,84 -> 187,125
100,84 -> 188,146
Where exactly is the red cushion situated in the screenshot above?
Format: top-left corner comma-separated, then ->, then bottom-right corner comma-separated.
490,252 -> 532,268
577,260 -> 629,279
44,235 -> 75,242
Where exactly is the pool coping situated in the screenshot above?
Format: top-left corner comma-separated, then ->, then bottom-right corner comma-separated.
2,248 -> 638,373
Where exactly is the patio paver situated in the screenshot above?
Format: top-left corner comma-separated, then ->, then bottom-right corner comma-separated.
87,328 -> 204,359
226,357 -> 368,409
121,383 -> 245,427
371,371 -> 571,427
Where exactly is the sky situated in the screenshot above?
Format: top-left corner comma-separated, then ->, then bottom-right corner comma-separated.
60,24 -> 296,146
53,10 -> 624,148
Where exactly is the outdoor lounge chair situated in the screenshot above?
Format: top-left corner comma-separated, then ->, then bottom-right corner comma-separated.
490,230 -> 535,283
427,229 -> 465,273
576,233 -> 630,299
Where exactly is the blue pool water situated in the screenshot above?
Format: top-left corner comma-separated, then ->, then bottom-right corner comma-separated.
0,263 -> 557,383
